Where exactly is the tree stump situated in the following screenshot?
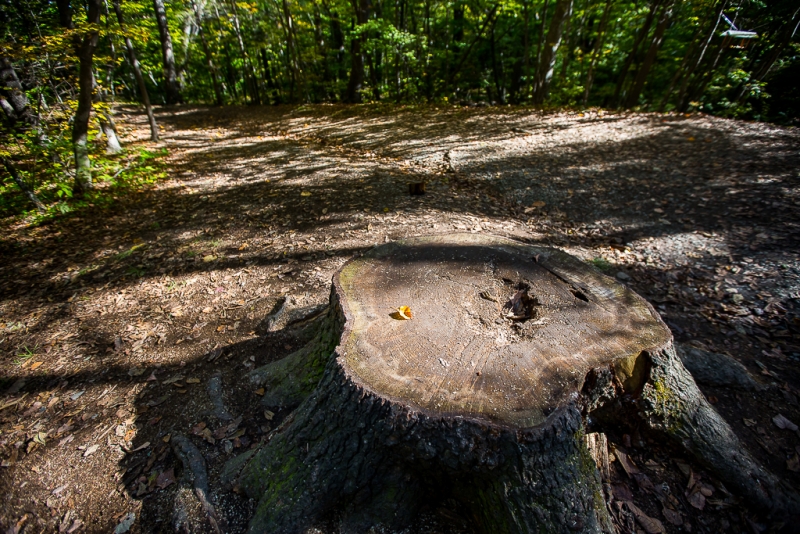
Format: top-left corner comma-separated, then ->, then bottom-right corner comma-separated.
232,234 -> 798,533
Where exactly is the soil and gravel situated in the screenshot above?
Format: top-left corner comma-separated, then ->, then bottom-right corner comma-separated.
1,104 -> 799,533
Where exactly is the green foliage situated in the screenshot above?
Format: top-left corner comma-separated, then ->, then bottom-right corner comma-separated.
1,0 -> 797,223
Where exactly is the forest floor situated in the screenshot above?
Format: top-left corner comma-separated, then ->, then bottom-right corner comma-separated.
1,104 -> 799,534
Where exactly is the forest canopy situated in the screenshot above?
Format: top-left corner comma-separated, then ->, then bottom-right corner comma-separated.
0,0 -> 798,215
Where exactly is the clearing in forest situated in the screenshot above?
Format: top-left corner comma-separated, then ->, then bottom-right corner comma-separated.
1,105 -> 799,533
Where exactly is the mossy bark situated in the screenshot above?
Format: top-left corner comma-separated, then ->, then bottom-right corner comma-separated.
246,290 -> 344,409
236,360 -> 613,534
589,345 -> 800,521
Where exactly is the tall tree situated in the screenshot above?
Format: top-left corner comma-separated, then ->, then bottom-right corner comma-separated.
624,0 -> 674,108
673,0 -> 726,111
345,0 -> 371,102
531,0 -> 572,104
582,0 -> 613,105
72,0 -> 102,193
152,0 -> 182,104
113,0 -> 159,141
612,0 -> 661,106
190,0 -> 224,106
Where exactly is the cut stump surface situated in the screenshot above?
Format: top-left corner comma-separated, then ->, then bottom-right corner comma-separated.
338,233 -> 669,427
234,234 -> 799,534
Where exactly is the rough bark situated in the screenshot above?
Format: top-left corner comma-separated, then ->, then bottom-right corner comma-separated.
72,0 -> 102,194
232,234 -> 799,533
152,0 -> 182,104
531,0 -> 572,104
113,0 -> 159,141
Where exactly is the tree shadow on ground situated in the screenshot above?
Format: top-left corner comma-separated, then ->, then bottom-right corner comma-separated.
1,104 -> 798,532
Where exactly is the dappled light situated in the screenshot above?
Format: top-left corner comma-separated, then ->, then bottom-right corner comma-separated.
1,103 -> 798,532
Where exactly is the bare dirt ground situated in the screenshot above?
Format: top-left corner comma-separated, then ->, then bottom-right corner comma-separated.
1,104 -> 799,533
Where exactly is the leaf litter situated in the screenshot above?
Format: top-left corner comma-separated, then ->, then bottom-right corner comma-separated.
0,104 -> 798,532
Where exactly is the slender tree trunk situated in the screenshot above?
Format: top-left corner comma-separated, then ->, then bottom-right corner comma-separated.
612,0 -> 660,106
152,0 -> 182,104
624,0 -> 673,108
72,0 -> 102,194
113,0 -> 158,141
532,0 -> 573,104
535,0 -> 550,74
682,40 -> 725,110
658,21 -> 703,111
190,0 -> 224,105
490,22 -> 502,102
675,0 -> 726,111
446,4 -> 499,88
212,4 -> 239,100
345,0 -> 370,102
92,72 -> 122,154
2,157 -> 46,212
228,0 -> 260,104
560,7 -> 572,78
55,0 -> 74,29
582,0 -> 613,105
522,1 -> 530,100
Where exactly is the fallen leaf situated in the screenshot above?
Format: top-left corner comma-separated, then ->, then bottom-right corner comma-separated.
83,444 -> 99,457
255,388 -> 265,396
687,490 -> 706,510
203,255 -> 216,263
615,450 -> 640,477
626,502 -> 665,533
661,506 -> 682,526
156,469 -> 176,489
263,410 -> 275,421
612,483 -> 634,501
531,200 -> 546,208
773,414 -> 798,431
200,427 -> 215,444
29,361 -> 43,370
185,378 -> 200,384
300,191 -> 312,197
